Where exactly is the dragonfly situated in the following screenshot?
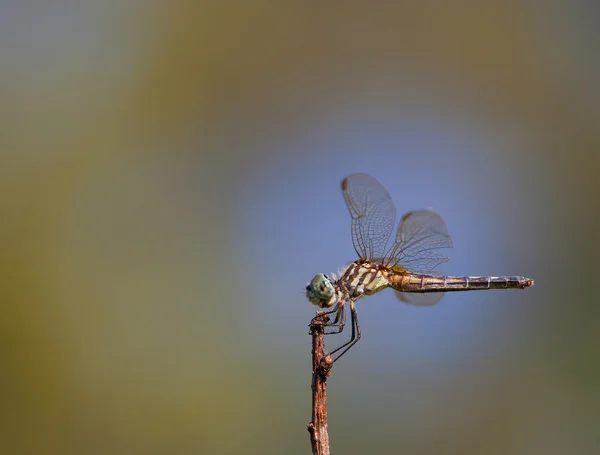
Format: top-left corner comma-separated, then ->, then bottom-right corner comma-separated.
306,173 -> 534,363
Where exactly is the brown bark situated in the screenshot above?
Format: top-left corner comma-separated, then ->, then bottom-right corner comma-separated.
307,313 -> 333,455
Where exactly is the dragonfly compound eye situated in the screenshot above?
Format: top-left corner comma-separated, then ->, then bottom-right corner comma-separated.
310,273 -> 335,300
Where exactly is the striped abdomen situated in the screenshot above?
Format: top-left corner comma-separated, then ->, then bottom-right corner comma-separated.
389,274 -> 534,293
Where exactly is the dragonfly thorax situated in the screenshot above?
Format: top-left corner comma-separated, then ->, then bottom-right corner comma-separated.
339,261 -> 390,298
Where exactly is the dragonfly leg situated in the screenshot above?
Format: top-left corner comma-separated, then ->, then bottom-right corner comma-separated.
310,303 -> 346,335
328,302 -> 361,362
324,304 -> 346,335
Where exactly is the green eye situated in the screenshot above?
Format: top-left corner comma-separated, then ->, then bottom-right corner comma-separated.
310,273 -> 334,300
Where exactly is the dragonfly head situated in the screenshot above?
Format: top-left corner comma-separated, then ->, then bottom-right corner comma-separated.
306,273 -> 337,308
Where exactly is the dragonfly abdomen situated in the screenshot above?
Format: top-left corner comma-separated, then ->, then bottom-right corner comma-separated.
389,274 -> 534,293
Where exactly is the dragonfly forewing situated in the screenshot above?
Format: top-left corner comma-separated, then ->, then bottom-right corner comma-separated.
342,173 -> 396,261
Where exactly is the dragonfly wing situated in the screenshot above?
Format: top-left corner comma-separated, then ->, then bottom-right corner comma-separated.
341,173 -> 396,260
385,209 -> 453,273
395,290 -> 445,306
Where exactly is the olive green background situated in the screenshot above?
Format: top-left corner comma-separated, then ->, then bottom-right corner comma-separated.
2,2 -> 599,454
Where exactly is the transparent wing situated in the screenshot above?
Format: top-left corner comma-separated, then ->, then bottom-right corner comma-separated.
395,290 -> 445,306
341,173 -> 396,260
384,209 -> 453,273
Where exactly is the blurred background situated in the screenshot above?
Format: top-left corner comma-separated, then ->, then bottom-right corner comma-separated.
2,2 -> 599,454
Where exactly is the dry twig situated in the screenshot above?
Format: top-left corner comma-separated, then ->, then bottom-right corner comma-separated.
307,313 -> 334,455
